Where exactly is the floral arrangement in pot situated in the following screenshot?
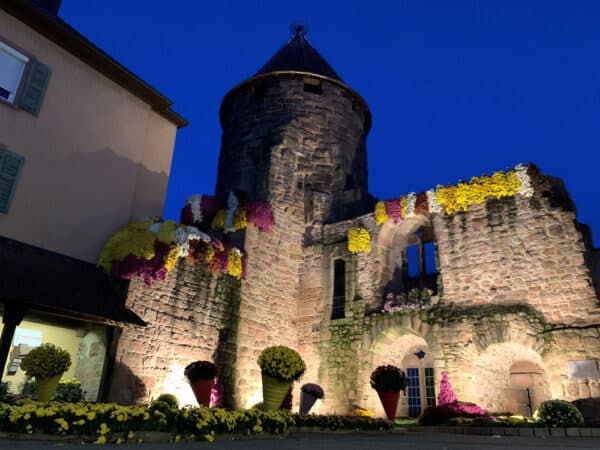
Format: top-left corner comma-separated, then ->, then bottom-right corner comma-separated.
184,361 -> 217,407
20,343 -> 71,402
299,383 -> 324,414
370,365 -> 407,421
257,346 -> 306,411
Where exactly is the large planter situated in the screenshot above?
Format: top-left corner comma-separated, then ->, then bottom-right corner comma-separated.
376,390 -> 400,421
299,391 -> 319,414
37,374 -> 63,402
262,374 -> 292,411
189,378 -> 213,407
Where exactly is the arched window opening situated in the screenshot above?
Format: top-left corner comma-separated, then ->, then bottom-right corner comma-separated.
331,259 -> 345,319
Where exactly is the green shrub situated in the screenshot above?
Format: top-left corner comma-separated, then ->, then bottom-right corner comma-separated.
20,344 -> 71,379
535,400 -> 584,427
52,379 -> 84,402
257,346 -> 306,381
155,393 -> 179,408
418,404 -> 460,426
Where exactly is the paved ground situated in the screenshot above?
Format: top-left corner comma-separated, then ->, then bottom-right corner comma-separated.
1,432 -> 600,450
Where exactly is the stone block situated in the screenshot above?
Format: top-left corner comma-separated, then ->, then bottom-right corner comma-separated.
534,428 -> 550,438
565,428 -> 580,437
549,427 -> 566,437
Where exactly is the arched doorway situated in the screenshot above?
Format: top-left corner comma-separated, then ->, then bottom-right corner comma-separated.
507,361 -> 550,416
471,343 -> 550,414
370,333 -> 436,418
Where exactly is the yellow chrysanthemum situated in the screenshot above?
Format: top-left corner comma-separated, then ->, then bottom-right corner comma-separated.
348,227 -> 371,253
164,245 -> 180,271
228,250 -> 243,279
374,201 -> 388,225
211,210 -> 226,229
156,220 -> 179,244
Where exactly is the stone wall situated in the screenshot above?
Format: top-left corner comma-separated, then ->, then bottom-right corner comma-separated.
216,75 -> 371,223
433,194 -> 600,325
108,261 -> 240,406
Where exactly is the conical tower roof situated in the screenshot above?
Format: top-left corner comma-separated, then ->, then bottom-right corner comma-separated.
256,23 -> 342,81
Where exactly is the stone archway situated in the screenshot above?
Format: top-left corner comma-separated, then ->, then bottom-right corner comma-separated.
361,324 -> 441,419
470,343 -> 550,414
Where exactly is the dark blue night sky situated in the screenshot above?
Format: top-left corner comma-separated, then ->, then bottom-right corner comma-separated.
61,0 -> 600,245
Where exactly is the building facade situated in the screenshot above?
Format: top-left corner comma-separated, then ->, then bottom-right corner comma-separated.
106,25 -> 600,418
0,0 -> 185,400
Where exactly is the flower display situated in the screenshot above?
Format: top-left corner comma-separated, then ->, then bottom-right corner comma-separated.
20,343 -> 71,379
534,400 -> 584,427
257,346 -> 306,382
374,164 -> 536,224
184,361 -> 217,383
383,289 -> 431,313
300,383 -> 324,399
374,201 -> 387,225
348,227 -> 371,253
369,365 -> 407,392
181,192 -> 275,233
98,218 -> 247,284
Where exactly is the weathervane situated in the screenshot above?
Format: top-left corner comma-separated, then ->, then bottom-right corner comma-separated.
290,21 -> 308,37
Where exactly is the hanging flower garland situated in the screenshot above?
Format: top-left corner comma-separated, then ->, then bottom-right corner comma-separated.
98,218 -> 247,285
374,164 -> 535,224
348,227 -> 371,253
181,192 -> 274,233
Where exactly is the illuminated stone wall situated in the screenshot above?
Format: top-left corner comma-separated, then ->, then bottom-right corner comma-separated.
108,262 -> 241,406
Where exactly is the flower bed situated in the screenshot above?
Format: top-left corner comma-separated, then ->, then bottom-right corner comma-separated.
0,401 -> 397,444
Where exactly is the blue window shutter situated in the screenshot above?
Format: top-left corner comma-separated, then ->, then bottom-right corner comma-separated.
19,60 -> 51,116
0,150 -> 25,214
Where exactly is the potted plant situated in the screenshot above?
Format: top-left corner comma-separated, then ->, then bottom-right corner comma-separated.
370,364 -> 407,420
257,345 -> 306,411
20,343 -> 71,402
184,360 -> 217,407
299,383 -> 324,414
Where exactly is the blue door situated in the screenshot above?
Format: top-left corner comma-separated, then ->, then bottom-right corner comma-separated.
407,368 -> 421,417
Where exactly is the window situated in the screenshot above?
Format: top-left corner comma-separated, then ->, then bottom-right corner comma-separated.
0,41 -> 28,103
303,78 -> 322,95
0,39 -> 51,116
0,149 -> 25,214
331,259 -> 345,319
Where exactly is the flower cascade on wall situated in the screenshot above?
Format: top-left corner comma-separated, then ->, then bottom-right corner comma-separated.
374,163 -> 535,225
347,227 -> 371,253
181,192 -> 275,233
98,218 -> 247,285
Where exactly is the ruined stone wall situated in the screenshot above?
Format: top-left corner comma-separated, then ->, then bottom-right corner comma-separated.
108,261 -> 240,406
433,195 -> 600,324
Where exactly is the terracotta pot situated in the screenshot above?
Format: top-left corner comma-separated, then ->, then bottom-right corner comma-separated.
262,374 -> 292,411
299,391 -> 319,414
36,373 -> 63,402
376,390 -> 400,421
189,378 -> 213,407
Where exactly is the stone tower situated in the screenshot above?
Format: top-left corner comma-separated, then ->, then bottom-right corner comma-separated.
215,25 -> 373,407
216,23 -> 373,224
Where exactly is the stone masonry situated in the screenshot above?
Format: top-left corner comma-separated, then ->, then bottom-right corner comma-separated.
106,31 -> 600,417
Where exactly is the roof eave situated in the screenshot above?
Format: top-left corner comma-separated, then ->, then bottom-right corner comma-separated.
219,71 -> 372,132
0,0 -> 187,128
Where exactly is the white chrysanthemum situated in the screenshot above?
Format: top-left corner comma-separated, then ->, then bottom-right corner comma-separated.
225,192 -> 239,233
230,248 -> 242,256
186,194 -> 203,223
405,192 -> 417,217
515,164 -> 534,198
426,189 -> 442,214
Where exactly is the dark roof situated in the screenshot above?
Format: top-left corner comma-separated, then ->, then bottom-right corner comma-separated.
0,236 -> 145,326
1,0 -> 187,128
256,25 -> 342,81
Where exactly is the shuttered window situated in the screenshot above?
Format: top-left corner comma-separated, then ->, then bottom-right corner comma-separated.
0,149 -> 25,214
0,40 -> 50,116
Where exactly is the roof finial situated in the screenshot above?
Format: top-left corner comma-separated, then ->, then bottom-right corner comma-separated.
290,21 -> 308,37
